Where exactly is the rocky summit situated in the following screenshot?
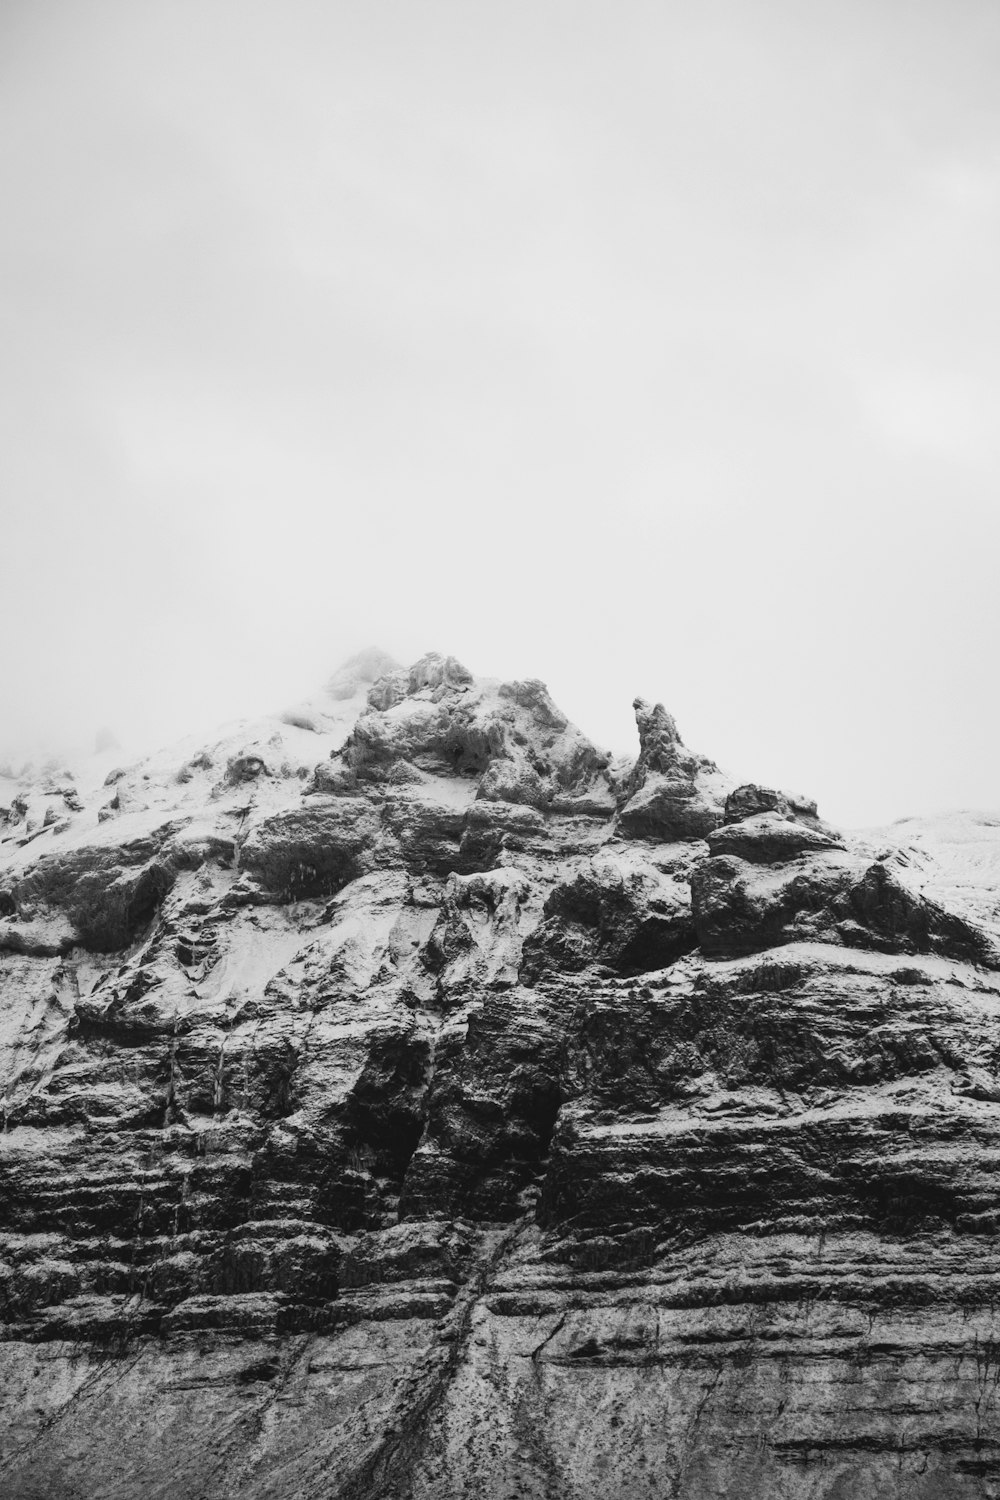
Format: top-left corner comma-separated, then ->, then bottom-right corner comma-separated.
4,653 -> 1000,1499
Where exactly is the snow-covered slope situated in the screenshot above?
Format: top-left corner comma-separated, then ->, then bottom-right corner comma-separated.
864,809 -> 1000,942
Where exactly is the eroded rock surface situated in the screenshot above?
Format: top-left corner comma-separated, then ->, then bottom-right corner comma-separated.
3,654 -> 1000,1497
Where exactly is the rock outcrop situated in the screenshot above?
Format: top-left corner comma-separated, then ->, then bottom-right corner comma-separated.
3,653 -> 1000,1497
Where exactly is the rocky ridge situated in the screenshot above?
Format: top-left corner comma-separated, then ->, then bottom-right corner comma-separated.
3,652 -> 1000,1496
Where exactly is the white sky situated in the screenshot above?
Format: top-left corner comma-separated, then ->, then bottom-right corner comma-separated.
2,0 -> 999,826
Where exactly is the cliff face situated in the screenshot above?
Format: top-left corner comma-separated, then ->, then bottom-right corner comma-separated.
3,653 -> 1000,1498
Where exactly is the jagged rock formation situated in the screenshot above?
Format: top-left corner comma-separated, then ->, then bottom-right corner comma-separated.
3,653 -> 1000,1497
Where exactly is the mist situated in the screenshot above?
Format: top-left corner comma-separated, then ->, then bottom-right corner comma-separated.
2,0 -> 1000,826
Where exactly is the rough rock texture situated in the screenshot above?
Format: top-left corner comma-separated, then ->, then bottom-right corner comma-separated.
4,654 -> 1000,1497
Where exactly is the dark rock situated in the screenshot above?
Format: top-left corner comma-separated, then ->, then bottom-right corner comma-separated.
239,798 -> 381,899
337,658 -> 612,816
847,860 -> 998,964
724,782 -> 819,823
707,811 -> 844,864
691,846 -> 999,966
9,831 -> 179,950
521,854 -> 696,979
616,699 -> 730,841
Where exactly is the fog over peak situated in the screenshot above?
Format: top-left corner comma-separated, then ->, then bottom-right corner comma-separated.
3,1 -> 1000,826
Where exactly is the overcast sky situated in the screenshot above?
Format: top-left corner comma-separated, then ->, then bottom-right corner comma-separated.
2,0 -> 999,826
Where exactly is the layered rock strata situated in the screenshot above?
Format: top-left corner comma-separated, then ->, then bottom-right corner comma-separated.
2,652 -> 1000,1497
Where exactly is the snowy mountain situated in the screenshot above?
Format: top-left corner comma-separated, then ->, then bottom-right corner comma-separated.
3,652 -> 1000,1498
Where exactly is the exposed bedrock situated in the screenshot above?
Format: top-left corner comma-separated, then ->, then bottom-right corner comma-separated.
520,848 -> 698,979
692,847 -> 999,962
4,654 -> 1000,1496
333,652 -> 614,816
239,797 -> 382,898
616,698 -> 731,841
